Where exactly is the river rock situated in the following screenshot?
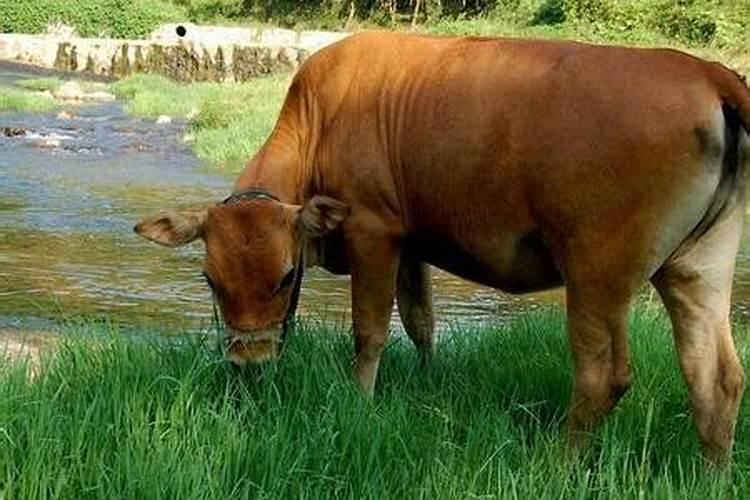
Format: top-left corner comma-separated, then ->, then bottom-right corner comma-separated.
53,81 -> 85,100
84,91 -> 115,102
38,138 -> 61,148
0,28 -> 349,83
2,127 -> 26,137
56,110 -> 73,120
45,22 -> 77,39
53,81 -> 115,102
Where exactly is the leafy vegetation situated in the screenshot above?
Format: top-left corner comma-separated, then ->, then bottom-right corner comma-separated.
1,307 -> 748,498
1,0 -> 749,49
0,0 -> 185,38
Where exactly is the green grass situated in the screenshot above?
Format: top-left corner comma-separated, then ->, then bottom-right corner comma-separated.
14,77 -> 63,93
113,73 -> 289,170
2,307 -> 748,498
3,76 -> 113,115
112,74 -> 197,116
0,87 -> 58,113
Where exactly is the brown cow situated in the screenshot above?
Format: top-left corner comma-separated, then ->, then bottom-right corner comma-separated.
135,32 -> 750,462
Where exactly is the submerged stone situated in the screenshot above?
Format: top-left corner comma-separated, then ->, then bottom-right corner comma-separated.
53,81 -> 115,102
2,127 -> 26,137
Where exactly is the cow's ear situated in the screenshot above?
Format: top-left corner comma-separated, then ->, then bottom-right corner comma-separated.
298,196 -> 349,236
134,209 -> 207,247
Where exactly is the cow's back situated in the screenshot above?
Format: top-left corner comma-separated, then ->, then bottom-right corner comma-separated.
292,32 -> 742,291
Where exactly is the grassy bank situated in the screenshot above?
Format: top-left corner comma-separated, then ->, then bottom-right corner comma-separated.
0,77 -> 115,113
112,73 -> 290,169
1,307 -> 749,498
0,87 -> 57,113
2,72 -> 287,168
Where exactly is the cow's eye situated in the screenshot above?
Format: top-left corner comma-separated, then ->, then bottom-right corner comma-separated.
276,268 -> 296,293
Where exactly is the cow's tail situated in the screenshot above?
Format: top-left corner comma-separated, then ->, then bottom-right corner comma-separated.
712,63 -> 750,134
685,64 -> 750,242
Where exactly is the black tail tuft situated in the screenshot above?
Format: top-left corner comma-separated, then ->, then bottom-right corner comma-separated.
688,104 -> 746,242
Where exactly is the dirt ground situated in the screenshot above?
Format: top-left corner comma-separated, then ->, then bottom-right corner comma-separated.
0,329 -> 56,373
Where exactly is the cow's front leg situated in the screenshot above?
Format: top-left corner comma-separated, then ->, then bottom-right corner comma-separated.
349,233 -> 400,396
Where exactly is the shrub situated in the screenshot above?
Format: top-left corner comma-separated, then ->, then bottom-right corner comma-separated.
653,1 -> 717,45
0,0 -> 748,49
563,0 -> 614,23
0,0 -> 186,38
531,0 -> 566,25
172,0 -> 244,22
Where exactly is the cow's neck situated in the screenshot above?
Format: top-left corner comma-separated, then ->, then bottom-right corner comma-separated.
232,130 -> 308,205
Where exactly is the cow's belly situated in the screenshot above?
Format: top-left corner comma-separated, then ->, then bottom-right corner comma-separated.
405,231 -> 563,294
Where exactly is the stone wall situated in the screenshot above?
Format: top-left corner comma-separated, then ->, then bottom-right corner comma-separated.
0,24 -> 349,82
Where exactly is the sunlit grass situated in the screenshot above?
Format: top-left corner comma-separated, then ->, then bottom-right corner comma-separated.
112,73 -> 289,171
189,75 -> 288,169
112,73 -> 205,117
1,307 -> 748,498
14,77 -> 63,93
0,87 -> 58,113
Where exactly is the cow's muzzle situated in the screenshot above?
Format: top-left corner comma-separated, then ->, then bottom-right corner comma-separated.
225,325 -> 283,365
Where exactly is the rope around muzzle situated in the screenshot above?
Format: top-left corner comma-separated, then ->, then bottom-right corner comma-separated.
211,187 -> 306,355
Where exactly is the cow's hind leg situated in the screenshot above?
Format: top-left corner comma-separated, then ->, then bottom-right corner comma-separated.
397,254 -> 435,360
565,278 -> 634,450
651,204 -> 745,464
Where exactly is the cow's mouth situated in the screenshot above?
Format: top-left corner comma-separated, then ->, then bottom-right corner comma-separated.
225,328 -> 282,365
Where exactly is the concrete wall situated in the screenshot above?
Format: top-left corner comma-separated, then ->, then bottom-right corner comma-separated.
0,24 -> 349,82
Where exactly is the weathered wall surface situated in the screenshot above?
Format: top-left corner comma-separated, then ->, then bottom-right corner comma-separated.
0,24 -> 349,82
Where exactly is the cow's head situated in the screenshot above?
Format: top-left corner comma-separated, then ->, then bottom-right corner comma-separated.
134,191 -> 348,365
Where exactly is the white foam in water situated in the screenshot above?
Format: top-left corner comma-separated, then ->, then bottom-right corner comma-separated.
25,132 -> 75,141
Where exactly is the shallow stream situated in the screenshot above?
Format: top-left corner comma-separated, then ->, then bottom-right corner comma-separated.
2,64 -> 749,337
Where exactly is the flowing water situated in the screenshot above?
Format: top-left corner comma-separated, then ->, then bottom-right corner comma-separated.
2,64 -> 750,337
